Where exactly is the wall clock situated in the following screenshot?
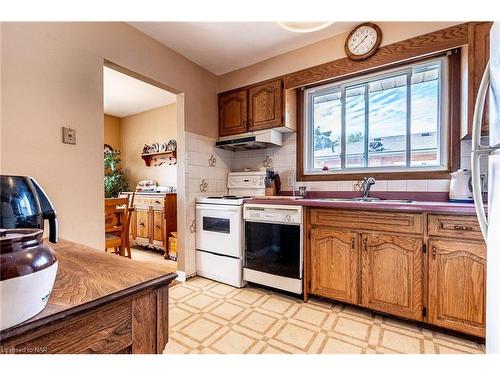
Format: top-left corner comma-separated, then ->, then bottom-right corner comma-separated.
345,23 -> 382,61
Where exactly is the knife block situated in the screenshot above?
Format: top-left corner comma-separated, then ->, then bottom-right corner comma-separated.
265,182 -> 276,196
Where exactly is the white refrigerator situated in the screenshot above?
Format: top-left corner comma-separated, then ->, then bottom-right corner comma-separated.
472,21 -> 500,353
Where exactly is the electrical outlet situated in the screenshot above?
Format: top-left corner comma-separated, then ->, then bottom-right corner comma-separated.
62,127 -> 76,145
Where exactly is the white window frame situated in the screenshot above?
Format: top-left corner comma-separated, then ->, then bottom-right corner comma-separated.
303,56 -> 449,176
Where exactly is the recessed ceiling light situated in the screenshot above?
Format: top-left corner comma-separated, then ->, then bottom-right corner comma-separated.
277,22 -> 334,33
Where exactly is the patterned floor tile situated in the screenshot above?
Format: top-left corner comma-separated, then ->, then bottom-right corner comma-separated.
184,293 -> 218,310
163,276 -> 485,355
320,337 -> 364,354
274,322 -> 316,351
211,331 -> 256,354
332,316 -> 371,341
208,301 -> 245,321
177,317 -> 221,343
238,310 -> 278,334
292,305 -> 329,326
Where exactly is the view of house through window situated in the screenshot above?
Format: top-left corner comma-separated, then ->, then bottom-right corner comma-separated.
305,57 -> 447,174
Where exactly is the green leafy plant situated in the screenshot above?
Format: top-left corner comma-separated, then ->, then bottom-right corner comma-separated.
104,150 -> 129,198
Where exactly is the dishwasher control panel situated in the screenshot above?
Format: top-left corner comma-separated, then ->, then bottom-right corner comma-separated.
244,204 -> 302,224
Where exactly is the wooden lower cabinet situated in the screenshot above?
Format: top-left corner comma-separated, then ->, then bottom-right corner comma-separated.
152,210 -> 165,247
310,228 -> 359,304
307,209 -> 486,337
361,233 -> 423,320
134,208 -> 151,243
428,239 -> 486,337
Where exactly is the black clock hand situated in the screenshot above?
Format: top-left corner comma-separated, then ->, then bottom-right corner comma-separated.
354,35 -> 368,49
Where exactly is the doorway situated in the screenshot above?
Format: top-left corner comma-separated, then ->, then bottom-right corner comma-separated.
102,62 -> 184,272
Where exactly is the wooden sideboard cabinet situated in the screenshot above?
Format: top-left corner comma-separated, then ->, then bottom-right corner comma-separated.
121,192 -> 176,258
306,208 -> 486,338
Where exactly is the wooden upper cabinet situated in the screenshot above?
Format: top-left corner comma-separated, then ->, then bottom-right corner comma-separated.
428,239 -> 486,337
218,89 -> 248,136
463,22 -> 493,138
248,80 -> 283,131
310,228 -> 359,305
361,233 -> 423,320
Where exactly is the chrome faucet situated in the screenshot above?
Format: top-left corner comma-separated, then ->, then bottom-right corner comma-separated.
362,177 -> 376,199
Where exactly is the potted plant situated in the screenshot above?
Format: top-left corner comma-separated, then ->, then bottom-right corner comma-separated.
104,150 -> 129,198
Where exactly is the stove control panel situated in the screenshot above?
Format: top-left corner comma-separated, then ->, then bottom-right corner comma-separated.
244,204 -> 302,224
227,172 -> 266,189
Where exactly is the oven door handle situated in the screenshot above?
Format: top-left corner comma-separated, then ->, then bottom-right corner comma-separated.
244,218 -> 301,225
196,204 -> 241,212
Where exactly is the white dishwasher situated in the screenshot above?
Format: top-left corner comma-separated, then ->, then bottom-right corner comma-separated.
243,204 -> 303,294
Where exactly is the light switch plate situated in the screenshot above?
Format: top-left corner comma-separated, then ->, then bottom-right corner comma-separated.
62,127 -> 76,145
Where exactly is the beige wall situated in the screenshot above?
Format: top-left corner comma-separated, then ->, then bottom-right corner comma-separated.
217,22 -> 460,92
0,22 -> 218,253
104,114 -> 121,151
121,103 -> 177,189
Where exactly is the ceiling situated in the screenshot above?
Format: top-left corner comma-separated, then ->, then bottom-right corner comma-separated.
103,67 -> 177,118
128,22 -> 359,75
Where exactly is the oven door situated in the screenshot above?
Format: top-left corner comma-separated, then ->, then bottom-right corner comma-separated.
244,220 -> 302,279
195,204 -> 243,258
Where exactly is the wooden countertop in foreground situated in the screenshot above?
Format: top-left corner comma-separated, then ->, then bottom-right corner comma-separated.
0,239 -> 177,343
245,197 -> 484,215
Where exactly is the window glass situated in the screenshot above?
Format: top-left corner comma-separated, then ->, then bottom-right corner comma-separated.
312,90 -> 342,170
368,74 -> 407,167
345,85 -> 366,168
305,57 -> 446,175
410,63 -> 440,166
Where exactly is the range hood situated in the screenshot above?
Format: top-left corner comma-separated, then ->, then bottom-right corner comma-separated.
215,129 -> 283,151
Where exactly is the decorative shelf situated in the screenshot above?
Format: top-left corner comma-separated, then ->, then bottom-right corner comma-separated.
141,151 -> 177,167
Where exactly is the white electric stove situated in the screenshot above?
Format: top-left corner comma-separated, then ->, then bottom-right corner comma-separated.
195,171 -> 266,287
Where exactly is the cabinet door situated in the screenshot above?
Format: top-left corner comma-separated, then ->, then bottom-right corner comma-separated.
361,233 -> 423,320
466,22 -> 493,137
152,210 -> 165,248
135,208 -> 150,243
219,89 -> 248,136
248,80 -> 283,131
310,228 -> 359,304
428,239 -> 486,337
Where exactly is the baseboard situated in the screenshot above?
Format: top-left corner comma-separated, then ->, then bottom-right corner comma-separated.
175,271 -> 186,282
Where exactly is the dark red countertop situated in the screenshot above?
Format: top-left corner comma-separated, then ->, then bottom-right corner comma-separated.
244,195 -> 486,215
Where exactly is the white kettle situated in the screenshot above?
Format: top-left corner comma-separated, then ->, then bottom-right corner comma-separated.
449,169 -> 473,202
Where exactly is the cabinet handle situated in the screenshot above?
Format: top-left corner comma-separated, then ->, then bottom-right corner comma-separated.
155,224 -> 161,229
432,246 -> 437,258
364,238 -> 368,251
454,225 -> 473,231
155,200 -> 161,205
351,237 -> 355,249
139,222 -> 145,227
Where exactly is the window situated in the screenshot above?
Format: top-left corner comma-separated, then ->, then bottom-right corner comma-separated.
303,57 -> 448,176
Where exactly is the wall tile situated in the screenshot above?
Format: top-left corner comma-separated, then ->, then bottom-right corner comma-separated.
406,180 -> 428,192
387,180 -> 407,191
427,179 -> 450,192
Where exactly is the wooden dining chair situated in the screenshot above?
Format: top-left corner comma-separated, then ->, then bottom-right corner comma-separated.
104,197 -> 130,257
118,192 -> 136,258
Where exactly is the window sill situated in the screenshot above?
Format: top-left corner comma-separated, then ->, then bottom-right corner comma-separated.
297,169 -> 452,181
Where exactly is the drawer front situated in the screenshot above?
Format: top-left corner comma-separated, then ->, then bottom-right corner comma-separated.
1,301 -> 132,354
428,214 -> 483,241
310,209 -> 423,234
135,197 -> 164,207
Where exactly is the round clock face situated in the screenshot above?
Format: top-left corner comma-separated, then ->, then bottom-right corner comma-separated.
346,24 -> 381,59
